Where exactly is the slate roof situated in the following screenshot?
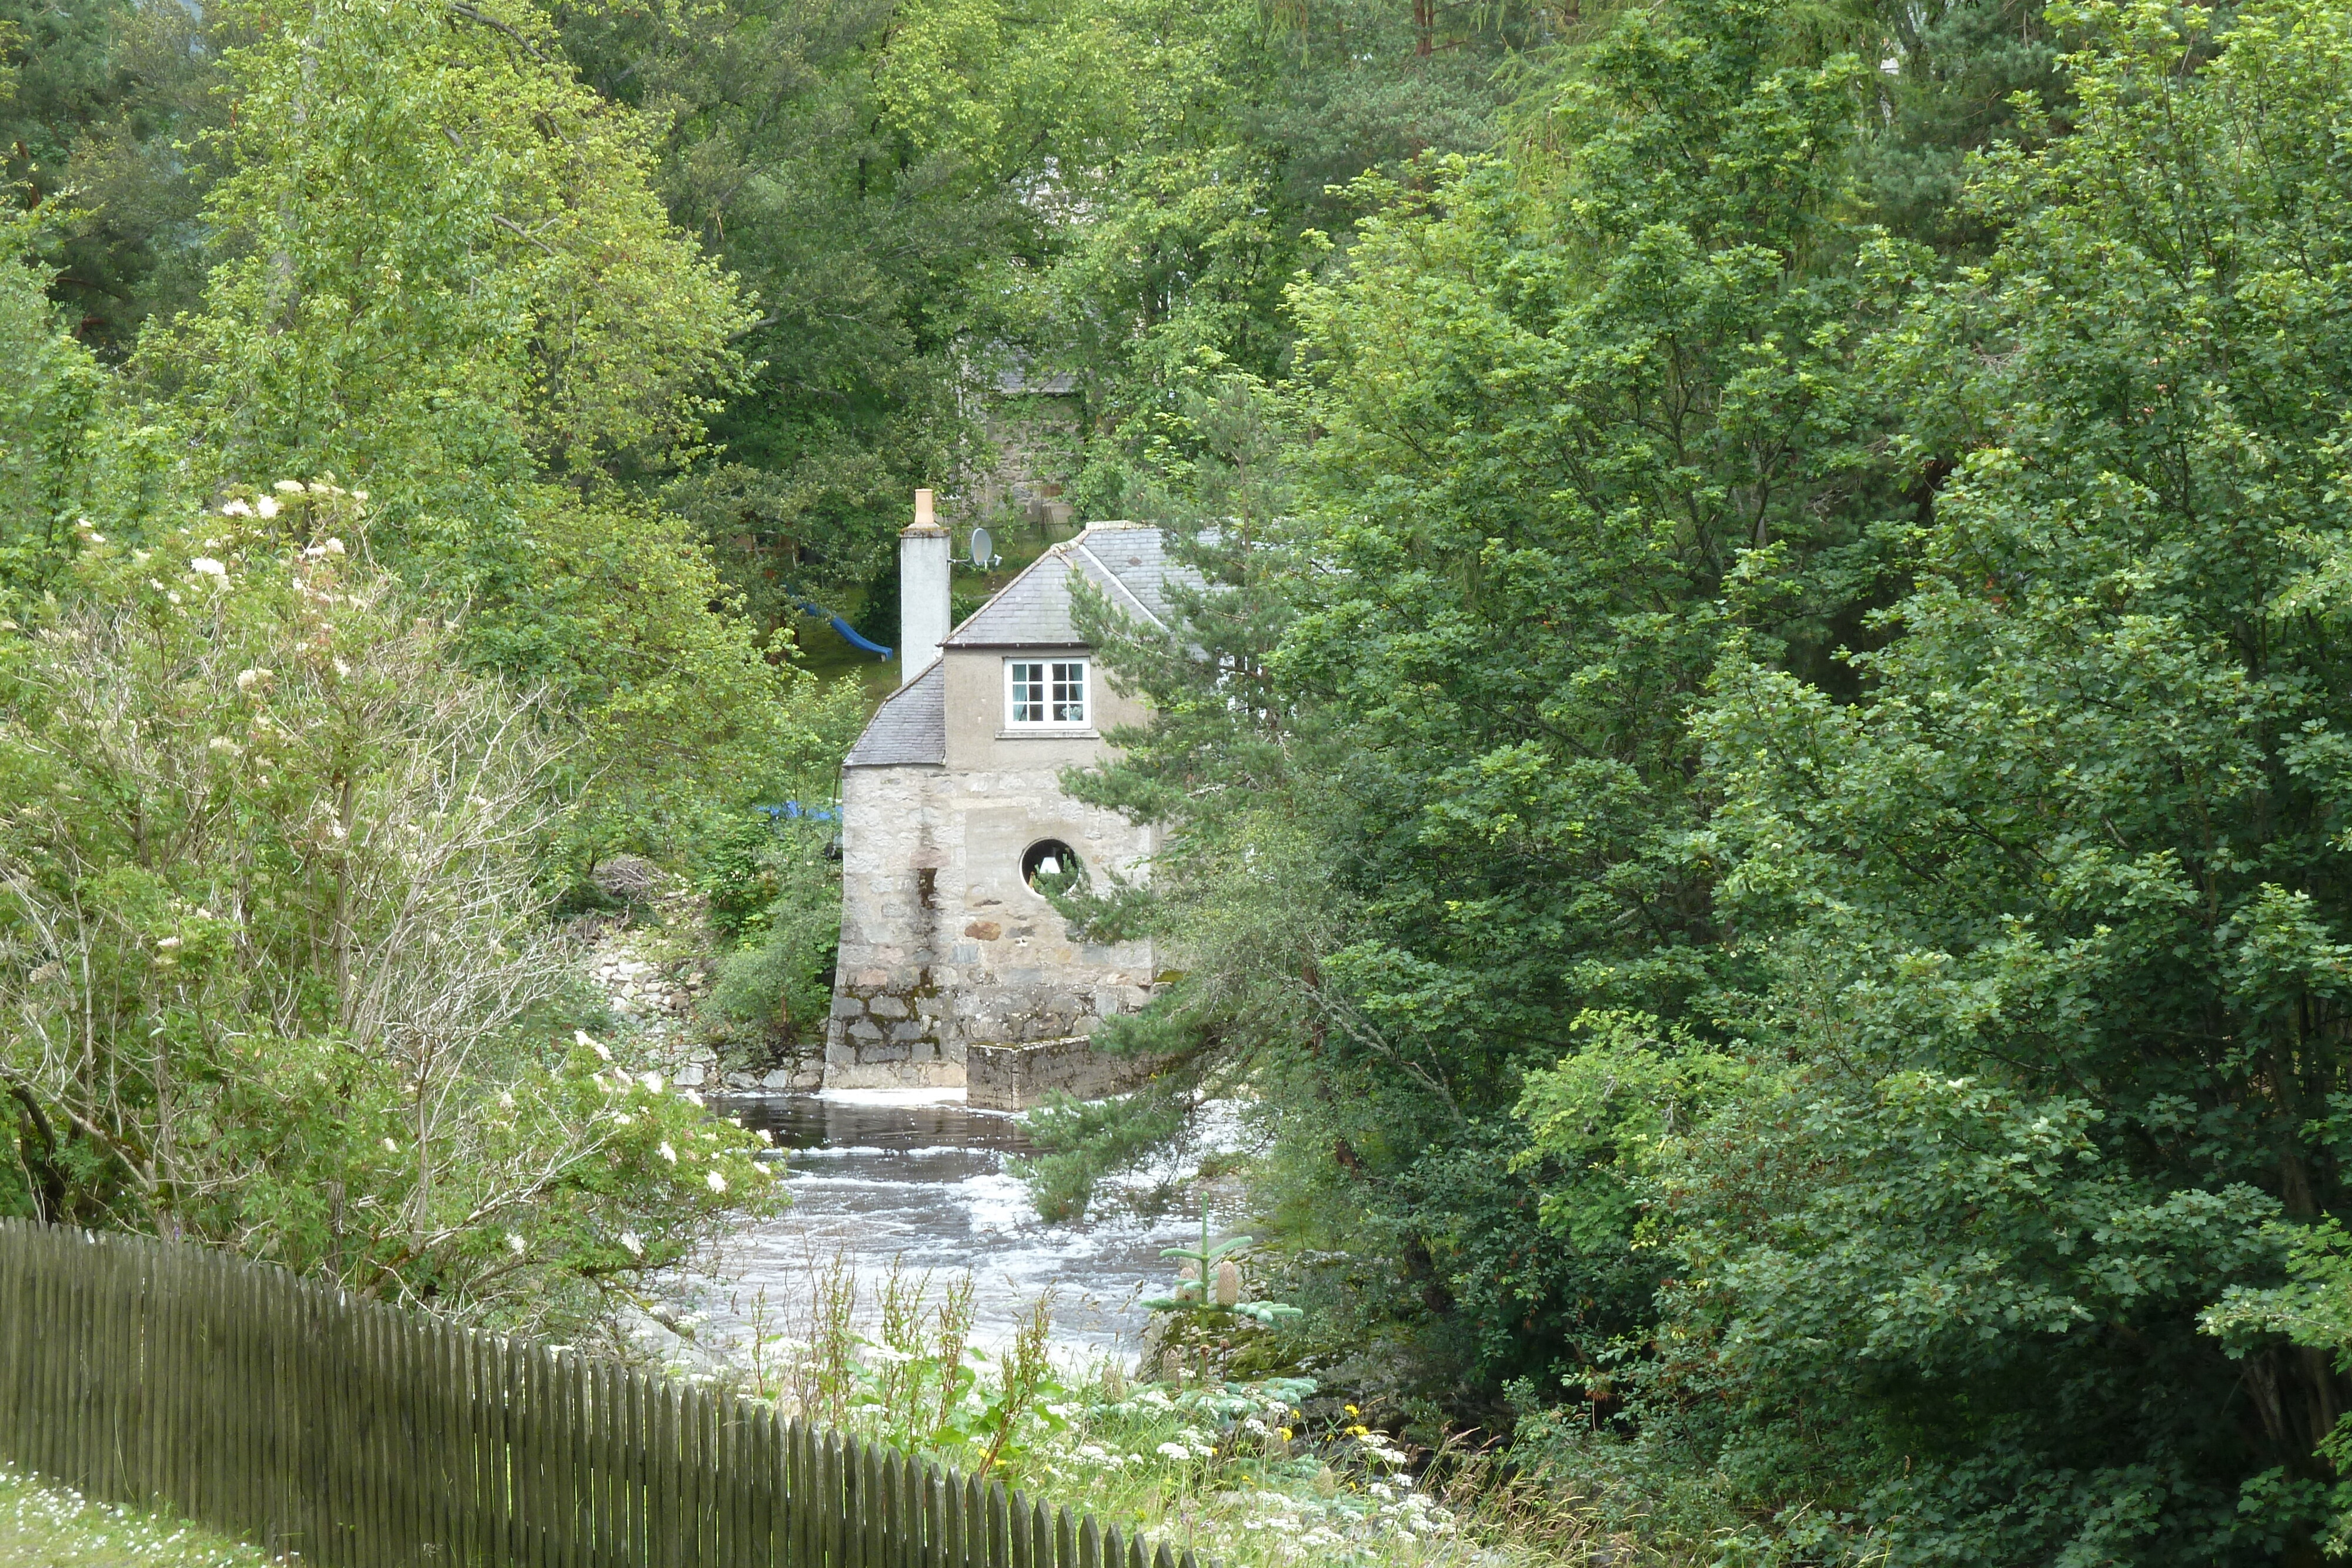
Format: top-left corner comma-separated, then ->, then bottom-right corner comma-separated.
843,658 -> 945,768
841,523 -> 1193,770
945,523 -> 1179,648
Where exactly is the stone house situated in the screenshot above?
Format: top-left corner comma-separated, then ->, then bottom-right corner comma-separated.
824,495 -> 1181,1089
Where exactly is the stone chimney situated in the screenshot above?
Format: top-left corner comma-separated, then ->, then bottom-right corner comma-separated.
898,488 -> 951,686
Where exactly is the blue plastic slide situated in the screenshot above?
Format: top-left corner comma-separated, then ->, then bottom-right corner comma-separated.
789,597 -> 892,659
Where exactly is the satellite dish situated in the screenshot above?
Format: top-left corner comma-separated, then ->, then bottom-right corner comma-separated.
969,526 -> 994,568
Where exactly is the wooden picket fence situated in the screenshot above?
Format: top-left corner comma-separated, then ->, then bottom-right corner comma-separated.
0,1221 -> 1196,1568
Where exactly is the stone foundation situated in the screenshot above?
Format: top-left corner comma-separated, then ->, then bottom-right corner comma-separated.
966,1037 -> 1179,1111
825,760 -> 1158,1089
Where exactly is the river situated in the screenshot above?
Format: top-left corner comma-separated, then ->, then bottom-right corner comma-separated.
691,1089 -> 1231,1369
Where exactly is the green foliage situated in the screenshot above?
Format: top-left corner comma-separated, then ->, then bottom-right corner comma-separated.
0,495 -> 780,1331
1021,0 -> 2352,1557
1512,1011 -> 1746,1254
702,815 -> 844,1049
0,218 -> 113,591
2205,1221 -> 2352,1557
696,812 -> 791,938
0,0 -> 222,354
139,0 -> 751,494
77,0 -> 867,862
0,213 -> 181,594
1599,2 -> 2352,1558
1063,0 -> 1903,1407
1014,1076 -> 1195,1223
483,495 -> 867,860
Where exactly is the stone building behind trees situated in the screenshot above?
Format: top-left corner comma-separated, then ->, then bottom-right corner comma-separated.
824,496 -> 1181,1091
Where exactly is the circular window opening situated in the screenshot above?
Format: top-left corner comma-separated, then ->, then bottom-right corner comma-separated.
1022,839 -> 1083,892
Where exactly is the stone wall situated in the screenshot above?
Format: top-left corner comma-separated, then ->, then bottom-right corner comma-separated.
966,1036 -> 1179,1111
825,758 -> 1158,1089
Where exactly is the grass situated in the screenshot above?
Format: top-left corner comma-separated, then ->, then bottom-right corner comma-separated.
0,1465 -> 279,1567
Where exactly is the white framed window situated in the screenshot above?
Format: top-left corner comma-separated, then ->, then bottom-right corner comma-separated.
1005,658 -> 1089,727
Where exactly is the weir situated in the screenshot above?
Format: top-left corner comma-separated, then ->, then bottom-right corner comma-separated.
703,1091 -> 1230,1362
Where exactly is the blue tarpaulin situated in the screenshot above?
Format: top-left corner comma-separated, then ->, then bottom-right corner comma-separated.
758,801 -> 840,824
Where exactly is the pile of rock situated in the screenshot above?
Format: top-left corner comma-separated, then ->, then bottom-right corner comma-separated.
593,953 -> 703,1022
577,917 -> 821,1094
577,922 -> 720,1086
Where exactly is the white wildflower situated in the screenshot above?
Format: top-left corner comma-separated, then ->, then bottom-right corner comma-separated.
498,1089 -> 516,1111
208,737 -> 242,755
505,1232 -> 527,1256
235,668 -> 270,691
381,1137 -> 399,1153
273,480 -> 305,494
155,936 -> 182,950
220,499 -> 253,517
575,1030 -> 613,1061
189,557 -> 227,579
333,658 -> 352,679
613,1113 -> 633,1127
255,496 -> 280,519
349,493 -> 366,504
1155,1442 -> 1192,1462
641,1072 -> 664,1094
619,1231 -> 644,1258
657,1141 -> 678,1164
705,1169 -> 727,1194
322,536 -> 346,555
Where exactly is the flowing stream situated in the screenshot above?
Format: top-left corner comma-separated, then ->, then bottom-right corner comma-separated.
697,1090 -> 1221,1366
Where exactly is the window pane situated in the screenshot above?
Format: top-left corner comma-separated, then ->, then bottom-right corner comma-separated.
1010,662 -> 1044,723
1051,661 -> 1086,724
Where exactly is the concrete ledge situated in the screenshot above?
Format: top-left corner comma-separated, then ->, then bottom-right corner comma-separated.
967,1037 -> 1175,1111
824,1059 -> 966,1091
